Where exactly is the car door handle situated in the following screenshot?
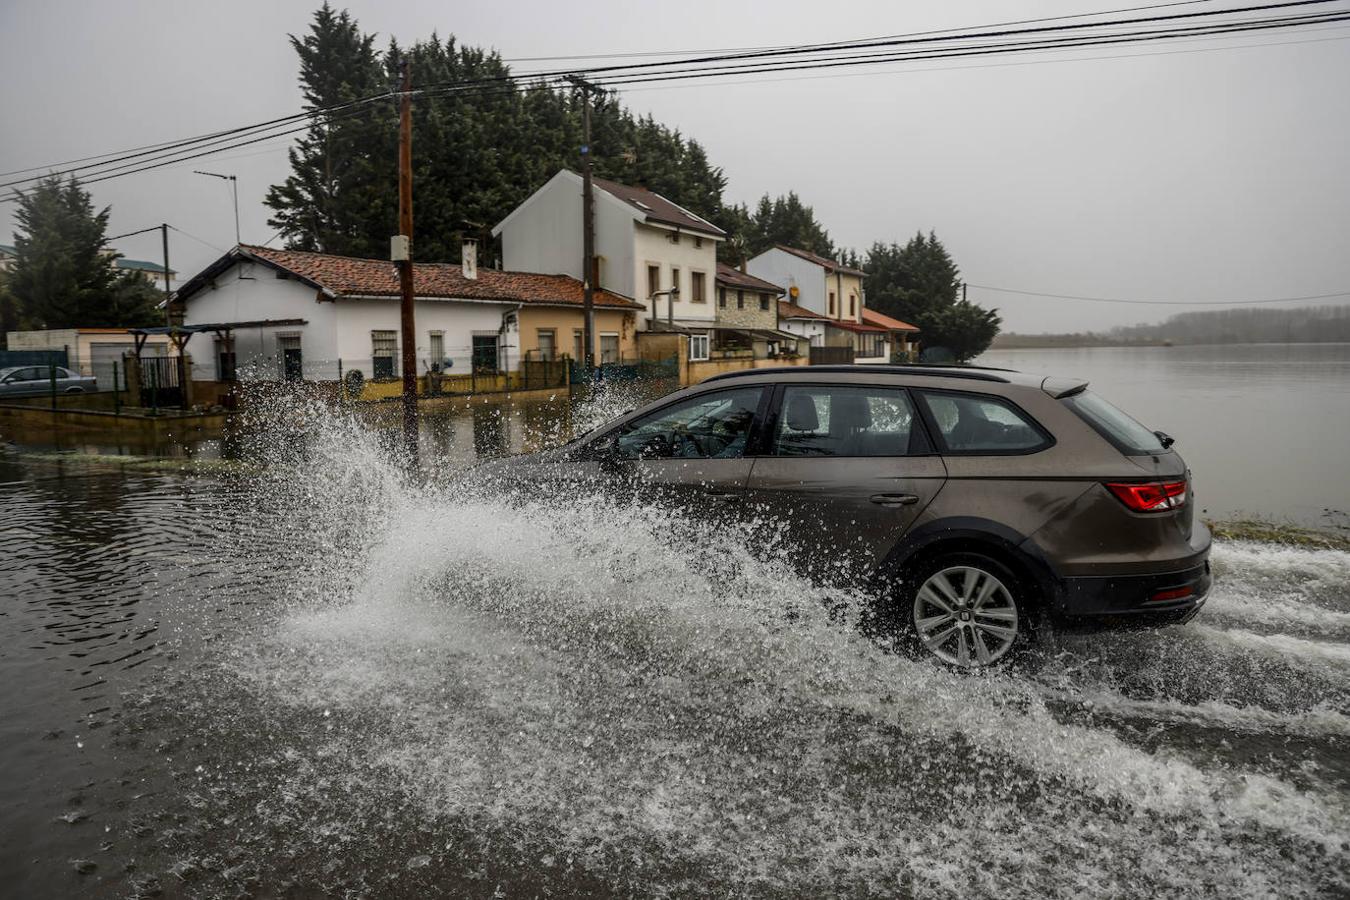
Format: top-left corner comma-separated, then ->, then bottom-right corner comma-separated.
870,493 -> 919,507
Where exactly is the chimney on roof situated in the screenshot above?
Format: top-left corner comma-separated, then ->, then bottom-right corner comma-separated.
462,239 -> 478,280
739,256 -> 748,274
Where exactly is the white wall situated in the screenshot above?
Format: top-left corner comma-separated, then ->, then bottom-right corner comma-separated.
780,319 -> 827,347
633,224 -> 719,328
747,249 -> 826,315
496,170 -> 638,299
332,297 -> 519,377
182,260 -> 339,379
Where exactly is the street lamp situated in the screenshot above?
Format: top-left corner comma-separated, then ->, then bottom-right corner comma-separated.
193,170 -> 240,246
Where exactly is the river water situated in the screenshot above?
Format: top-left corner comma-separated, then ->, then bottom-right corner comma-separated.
1,355 -> 1348,897
977,343 -> 1350,528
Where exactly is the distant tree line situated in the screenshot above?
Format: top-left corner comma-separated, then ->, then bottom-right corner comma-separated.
1110,305 -> 1350,345
995,304 -> 1350,349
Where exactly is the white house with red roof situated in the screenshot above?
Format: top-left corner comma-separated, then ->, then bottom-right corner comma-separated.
493,170 -> 726,360
175,243 -> 641,382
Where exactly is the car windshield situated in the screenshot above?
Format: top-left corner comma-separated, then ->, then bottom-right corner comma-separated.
1063,390 -> 1166,454
0,368 -> 17,380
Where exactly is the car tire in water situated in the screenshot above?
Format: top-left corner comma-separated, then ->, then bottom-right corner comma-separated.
906,552 -> 1028,668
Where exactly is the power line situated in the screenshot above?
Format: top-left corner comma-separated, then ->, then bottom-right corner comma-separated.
615,29 -> 1350,93
498,0 -> 1219,62
966,284 -> 1350,305
2,1 -> 1343,199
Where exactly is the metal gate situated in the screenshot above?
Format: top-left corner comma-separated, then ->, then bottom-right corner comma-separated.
139,356 -> 183,407
809,345 -> 854,365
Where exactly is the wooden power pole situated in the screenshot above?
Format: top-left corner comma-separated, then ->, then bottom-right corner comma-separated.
160,223 -> 172,326
570,77 -> 598,369
396,60 -> 419,464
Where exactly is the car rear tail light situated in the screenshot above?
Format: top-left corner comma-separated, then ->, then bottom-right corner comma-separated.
1106,479 -> 1188,512
1149,585 -> 1195,602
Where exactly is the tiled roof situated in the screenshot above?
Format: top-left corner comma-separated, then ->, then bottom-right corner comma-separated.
777,299 -> 829,321
773,244 -> 866,277
715,263 -> 783,294
592,176 -> 726,238
861,307 -> 920,332
184,245 -> 642,310
827,318 -> 887,334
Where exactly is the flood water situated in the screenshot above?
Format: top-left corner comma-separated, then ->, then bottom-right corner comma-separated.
2,358 -> 1349,897
978,342 -> 1350,528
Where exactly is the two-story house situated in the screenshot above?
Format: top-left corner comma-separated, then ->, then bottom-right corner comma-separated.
493,170 -> 725,361
713,263 -> 798,360
746,245 -> 889,364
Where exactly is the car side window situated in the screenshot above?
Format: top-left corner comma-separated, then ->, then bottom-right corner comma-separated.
613,387 -> 764,460
12,367 -> 40,382
772,385 -> 928,457
918,391 -> 1049,453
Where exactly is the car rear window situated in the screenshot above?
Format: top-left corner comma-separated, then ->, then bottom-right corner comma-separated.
1062,390 -> 1166,455
917,391 -> 1051,454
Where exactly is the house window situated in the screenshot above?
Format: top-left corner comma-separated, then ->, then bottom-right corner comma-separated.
472,335 -> 499,373
694,237 -> 703,248
429,331 -> 445,372
849,294 -> 857,317
857,333 -> 886,358
573,329 -> 584,362
736,289 -> 744,309
670,267 -> 681,301
688,334 -> 710,361
829,292 -> 837,317
372,330 -> 397,379
718,287 -> 727,308
691,271 -> 706,303
760,293 -> 770,311
599,333 -> 620,364
537,328 -> 556,361
647,264 -> 661,299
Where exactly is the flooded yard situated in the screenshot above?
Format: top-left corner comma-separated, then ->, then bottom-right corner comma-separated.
2,349 -> 1348,897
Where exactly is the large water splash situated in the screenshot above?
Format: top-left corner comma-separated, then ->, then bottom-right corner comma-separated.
188,394 -> 1350,897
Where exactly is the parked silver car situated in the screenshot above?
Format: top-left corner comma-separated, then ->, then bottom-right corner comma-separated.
0,366 -> 98,397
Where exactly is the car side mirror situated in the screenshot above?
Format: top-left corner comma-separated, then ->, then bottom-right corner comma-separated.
1154,430 -> 1175,449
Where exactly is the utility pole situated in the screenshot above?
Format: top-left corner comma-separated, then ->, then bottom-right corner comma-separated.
396,59 -> 419,465
569,76 -> 599,369
160,223 -> 172,326
961,281 -> 968,304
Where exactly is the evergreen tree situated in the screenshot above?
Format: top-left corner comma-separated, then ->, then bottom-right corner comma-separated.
6,175 -> 160,329
865,231 -> 1001,361
721,192 -> 834,263
266,6 -> 734,265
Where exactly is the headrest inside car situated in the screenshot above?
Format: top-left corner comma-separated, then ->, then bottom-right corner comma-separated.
785,393 -> 819,431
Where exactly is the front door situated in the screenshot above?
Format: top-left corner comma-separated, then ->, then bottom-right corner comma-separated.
279,335 -> 303,382
745,383 -> 946,586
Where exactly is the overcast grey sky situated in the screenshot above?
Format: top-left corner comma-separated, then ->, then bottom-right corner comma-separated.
2,0 -> 1347,332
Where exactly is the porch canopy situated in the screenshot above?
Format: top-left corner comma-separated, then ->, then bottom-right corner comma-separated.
127,319 -> 307,356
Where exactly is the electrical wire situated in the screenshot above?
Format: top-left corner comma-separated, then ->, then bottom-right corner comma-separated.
2,0 -> 1345,200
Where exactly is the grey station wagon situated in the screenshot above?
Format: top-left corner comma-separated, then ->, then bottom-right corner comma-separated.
0,366 -> 97,397
489,365 -> 1212,667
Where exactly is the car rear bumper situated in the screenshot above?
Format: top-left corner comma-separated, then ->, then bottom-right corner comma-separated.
1052,557 -> 1212,627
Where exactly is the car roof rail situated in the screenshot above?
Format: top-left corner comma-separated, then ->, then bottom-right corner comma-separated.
701,364 -> 1014,384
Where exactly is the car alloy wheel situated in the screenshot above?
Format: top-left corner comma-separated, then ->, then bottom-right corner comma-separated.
912,564 -> 1020,667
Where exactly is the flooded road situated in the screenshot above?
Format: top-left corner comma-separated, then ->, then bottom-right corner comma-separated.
2,396 -> 1347,898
